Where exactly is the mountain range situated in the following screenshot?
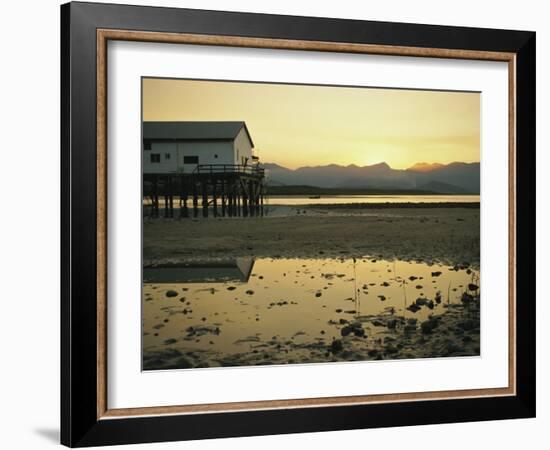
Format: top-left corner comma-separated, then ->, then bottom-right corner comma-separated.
262,161 -> 480,194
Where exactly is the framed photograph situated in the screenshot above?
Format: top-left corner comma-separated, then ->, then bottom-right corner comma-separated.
61,1 -> 536,447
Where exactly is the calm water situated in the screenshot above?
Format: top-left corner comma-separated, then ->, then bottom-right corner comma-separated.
267,195 -> 480,205
143,257 -> 479,369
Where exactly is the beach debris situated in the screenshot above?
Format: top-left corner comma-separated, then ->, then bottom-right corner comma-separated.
245,290 -> 255,295
227,286 -> 236,291
431,271 -> 442,277
415,285 -> 423,289
378,295 -> 386,301
335,308 -> 343,313
381,281 -> 390,287
315,292 -> 322,298
409,276 -> 418,281
165,290 -> 178,298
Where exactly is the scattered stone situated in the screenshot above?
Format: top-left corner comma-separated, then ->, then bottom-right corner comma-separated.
457,319 -> 478,331
385,344 -> 398,354
468,283 -> 479,291
163,338 -> 177,345
461,292 -> 475,306
341,326 -> 353,337
315,292 -> 322,298
227,286 -> 236,291
165,290 -> 178,298
421,317 -> 440,334
431,271 -> 442,277
330,339 -> 343,353
381,281 -> 390,287
245,290 -> 255,295
378,295 -> 386,301
415,297 -> 430,306
407,304 -> 421,313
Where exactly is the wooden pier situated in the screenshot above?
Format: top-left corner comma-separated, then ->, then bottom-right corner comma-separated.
144,164 -> 266,218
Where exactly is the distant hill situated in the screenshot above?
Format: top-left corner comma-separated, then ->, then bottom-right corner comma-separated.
263,161 -> 479,194
266,185 -> 441,196
408,162 -> 445,173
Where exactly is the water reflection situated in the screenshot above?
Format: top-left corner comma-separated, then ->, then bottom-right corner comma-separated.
144,257 -> 255,283
143,257 -> 480,370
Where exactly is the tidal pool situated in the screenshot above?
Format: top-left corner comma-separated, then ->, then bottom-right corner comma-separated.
143,257 -> 480,370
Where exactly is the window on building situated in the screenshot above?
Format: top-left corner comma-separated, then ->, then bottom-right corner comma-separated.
165,153 -> 171,160
143,140 -> 152,150
150,154 -> 160,163
184,156 -> 199,164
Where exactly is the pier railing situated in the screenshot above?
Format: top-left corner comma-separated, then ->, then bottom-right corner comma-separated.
192,164 -> 265,178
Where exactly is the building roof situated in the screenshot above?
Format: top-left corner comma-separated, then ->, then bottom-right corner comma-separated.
143,121 -> 254,147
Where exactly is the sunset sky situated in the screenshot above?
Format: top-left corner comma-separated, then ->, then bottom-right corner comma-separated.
142,78 -> 480,170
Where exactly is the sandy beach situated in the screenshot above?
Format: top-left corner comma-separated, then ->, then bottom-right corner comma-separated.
143,204 -> 480,268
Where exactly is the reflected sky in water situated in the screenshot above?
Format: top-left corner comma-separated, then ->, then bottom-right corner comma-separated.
143,257 -> 479,368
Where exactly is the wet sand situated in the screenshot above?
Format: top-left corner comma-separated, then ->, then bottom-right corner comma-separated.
143,257 -> 480,370
143,204 -> 480,370
144,205 -> 480,268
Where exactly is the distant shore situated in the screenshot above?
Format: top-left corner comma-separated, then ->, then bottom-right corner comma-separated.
144,204 -> 480,269
266,186 -> 479,195
303,201 -> 480,209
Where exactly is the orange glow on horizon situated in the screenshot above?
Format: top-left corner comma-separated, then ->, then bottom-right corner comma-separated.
143,78 -> 480,170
